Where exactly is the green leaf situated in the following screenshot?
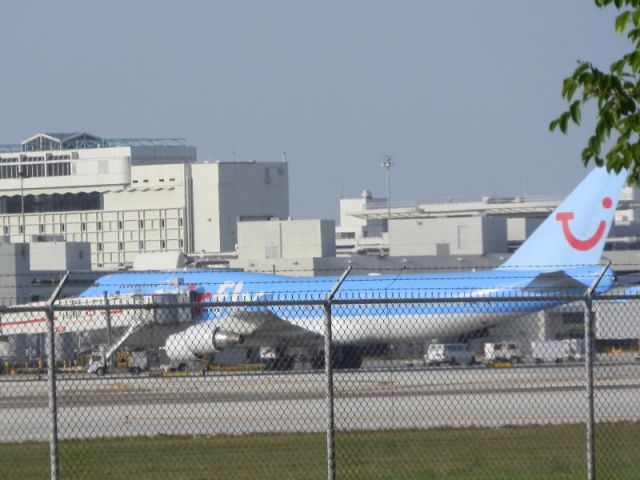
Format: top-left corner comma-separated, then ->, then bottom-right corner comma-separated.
562,79 -> 579,100
611,59 -> 626,74
574,62 -> 590,76
621,94 -> 636,113
627,27 -> 640,42
630,51 -> 640,71
616,11 -> 632,32
578,70 -> 592,84
603,109 -> 615,127
570,101 -> 582,124
589,133 -> 603,155
559,112 -> 570,133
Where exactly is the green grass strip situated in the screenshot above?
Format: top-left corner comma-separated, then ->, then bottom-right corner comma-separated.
1,423 -> 639,480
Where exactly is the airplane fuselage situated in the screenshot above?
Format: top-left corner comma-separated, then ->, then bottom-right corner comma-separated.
78,265 -> 610,345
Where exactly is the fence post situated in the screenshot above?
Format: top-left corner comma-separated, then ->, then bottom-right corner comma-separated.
45,271 -> 70,480
103,291 -> 112,348
324,266 -> 352,480
584,263 -> 610,480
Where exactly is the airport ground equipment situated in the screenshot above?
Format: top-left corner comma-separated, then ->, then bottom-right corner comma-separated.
87,349 -> 150,375
424,343 -> 475,366
484,342 -> 522,364
531,339 -> 584,363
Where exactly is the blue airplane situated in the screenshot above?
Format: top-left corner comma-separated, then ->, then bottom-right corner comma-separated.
0,167 -> 629,369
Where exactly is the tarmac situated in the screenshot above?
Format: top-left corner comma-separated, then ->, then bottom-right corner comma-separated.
1,361 -> 639,441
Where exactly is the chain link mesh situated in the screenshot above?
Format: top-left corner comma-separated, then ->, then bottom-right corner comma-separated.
1,279 -> 639,479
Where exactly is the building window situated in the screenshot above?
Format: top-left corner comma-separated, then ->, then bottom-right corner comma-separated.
160,218 -> 165,228
38,224 -> 44,233
138,220 -> 144,229
60,223 -> 65,232
81,222 -> 86,231
160,240 -> 166,249
118,220 -> 123,230
46,161 -> 71,177
18,225 -> 24,234
0,191 -> 103,214
179,239 -> 184,249
97,242 -> 103,251
96,221 -> 102,230
2,226 -> 8,235
118,242 -> 124,250
138,241 -> 144,250
178,218 -> 183,227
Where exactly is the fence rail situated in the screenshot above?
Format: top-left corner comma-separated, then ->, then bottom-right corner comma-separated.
1,277 -> 639,479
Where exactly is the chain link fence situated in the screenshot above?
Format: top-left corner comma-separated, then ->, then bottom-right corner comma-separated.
1,270 -> 640,479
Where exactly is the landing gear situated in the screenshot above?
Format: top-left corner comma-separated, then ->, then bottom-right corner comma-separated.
334,346 -> 363,369
311,354 -> 325,370
265,355 -> 295,371
310,346 -> 364,370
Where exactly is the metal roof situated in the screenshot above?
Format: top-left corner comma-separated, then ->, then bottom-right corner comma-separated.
0,133 -> 189,152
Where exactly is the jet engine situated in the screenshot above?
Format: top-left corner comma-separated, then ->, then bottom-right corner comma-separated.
163,323 -> 244,362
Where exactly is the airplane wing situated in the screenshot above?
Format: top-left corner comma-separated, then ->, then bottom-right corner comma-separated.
161,306 -> 323,363
215,308 -> 322,347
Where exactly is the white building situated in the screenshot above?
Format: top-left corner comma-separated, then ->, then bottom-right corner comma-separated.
338,187 -> 640,260
235,219 -> 336,260
336,191 -> 387,256
0,133 -> 289,269
390,216 -> 508,257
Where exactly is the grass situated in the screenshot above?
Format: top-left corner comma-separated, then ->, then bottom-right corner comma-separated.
2,423 -> 639,480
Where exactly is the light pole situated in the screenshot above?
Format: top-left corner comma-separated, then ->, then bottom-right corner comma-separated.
381,156 -> 394,237
19,165 -> 27,244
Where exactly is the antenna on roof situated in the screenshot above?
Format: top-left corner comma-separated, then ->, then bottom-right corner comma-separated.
281,151 -> 287,163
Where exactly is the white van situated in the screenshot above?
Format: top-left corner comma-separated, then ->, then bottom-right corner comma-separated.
425,343 -> 475,366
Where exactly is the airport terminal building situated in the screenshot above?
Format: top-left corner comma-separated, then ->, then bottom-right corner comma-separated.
0,132 -> 289,269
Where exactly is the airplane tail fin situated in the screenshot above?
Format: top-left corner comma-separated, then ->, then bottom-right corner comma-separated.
501,167 -> 628,270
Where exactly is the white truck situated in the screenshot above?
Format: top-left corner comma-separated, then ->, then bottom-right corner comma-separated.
87,350 -> 150,375
484,342 -> 522,364
531,339 -> 584,363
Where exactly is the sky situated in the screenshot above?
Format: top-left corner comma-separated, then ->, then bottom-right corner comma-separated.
0,1 -> 630,220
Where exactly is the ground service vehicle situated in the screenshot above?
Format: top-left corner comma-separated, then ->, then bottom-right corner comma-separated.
484,342 -> 522,363
425,343 -> 475,366
88,350 -> 149,375
531,339 -> 584,363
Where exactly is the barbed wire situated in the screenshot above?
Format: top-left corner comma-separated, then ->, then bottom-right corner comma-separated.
0,261 -> 638,281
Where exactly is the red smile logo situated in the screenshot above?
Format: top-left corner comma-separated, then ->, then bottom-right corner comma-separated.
556,197 -> 613,251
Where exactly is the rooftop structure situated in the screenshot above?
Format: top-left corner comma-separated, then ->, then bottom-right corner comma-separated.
338,186 -> 640,258
0,133 -> 187,154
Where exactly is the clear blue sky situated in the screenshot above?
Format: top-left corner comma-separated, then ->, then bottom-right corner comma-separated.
0,1 -> 628,219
